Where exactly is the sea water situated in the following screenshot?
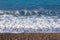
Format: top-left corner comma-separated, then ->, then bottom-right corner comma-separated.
0,0 -> 60,33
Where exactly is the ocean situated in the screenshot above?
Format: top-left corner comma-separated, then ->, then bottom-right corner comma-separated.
0,0 -> 60,10
0,0 -> 60,33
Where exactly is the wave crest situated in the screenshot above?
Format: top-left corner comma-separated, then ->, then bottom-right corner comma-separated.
0,8 -> 59,17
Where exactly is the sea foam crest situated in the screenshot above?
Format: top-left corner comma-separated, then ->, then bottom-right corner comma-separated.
0,8 -> 60,33
0,8 -> 59,17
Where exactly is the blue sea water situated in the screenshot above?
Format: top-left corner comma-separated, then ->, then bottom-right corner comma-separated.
0,0 -> 60,10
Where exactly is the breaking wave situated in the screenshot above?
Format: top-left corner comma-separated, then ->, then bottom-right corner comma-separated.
0,8 -> 60,17
0,8 -> 60,33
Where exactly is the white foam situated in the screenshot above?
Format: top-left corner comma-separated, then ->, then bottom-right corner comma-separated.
0,8 -> 59,33
0,14 -> 60,33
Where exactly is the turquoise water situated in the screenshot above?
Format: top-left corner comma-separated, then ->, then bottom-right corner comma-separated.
0,0 -> 60,9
